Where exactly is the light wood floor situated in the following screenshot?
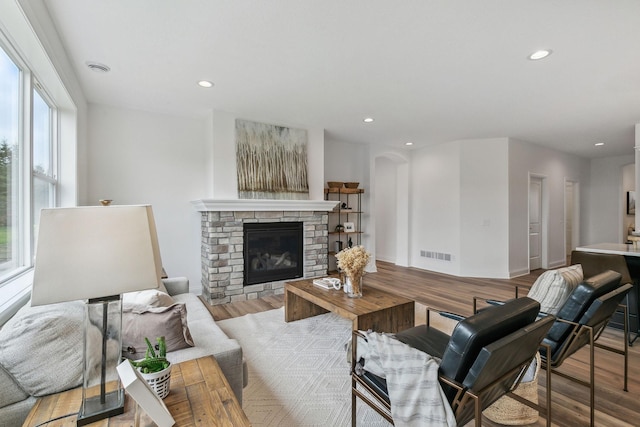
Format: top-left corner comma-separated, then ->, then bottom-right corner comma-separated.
202,261 -> 640,427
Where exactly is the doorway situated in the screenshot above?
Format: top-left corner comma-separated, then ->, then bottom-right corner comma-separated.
529,178 -> 543,270
565,180 -> 580,257
373,153 -> 409,267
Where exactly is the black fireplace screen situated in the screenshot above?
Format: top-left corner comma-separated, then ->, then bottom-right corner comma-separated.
243,222 -> 303,285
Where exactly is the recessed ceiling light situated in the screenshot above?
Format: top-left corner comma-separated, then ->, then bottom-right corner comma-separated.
85,61 -> 110,73
405,142 -> 413,146
595,142 -> 605,146
198,80 -> 214,88
363,117 -> 374,123
528,49 -> 552,60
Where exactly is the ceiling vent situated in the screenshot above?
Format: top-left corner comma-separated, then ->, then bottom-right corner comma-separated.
86,61 -> 111,73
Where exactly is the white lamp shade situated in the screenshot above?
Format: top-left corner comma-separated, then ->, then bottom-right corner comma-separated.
31,205 -> 163,306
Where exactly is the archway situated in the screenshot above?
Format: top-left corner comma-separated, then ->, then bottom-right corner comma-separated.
372,152 -> 410,267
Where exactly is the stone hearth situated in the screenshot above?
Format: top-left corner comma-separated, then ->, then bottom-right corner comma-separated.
193,199 -> 336,305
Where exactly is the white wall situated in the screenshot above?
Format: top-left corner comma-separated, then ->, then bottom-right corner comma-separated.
408,138 -> 510,278
508,139 -> 591,275
586,154 -> 635,245
374,156 -> 397,263
86,105 -> 208,290
406,137 -> 590,279
410,141 -> 462,275
459,138 -> 510,277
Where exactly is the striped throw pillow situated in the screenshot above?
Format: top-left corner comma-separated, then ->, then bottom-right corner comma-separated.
527,264 -> 583,315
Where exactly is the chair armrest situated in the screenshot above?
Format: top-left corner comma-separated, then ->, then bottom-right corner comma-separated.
351,330 -> 368,373
472,286 -> 520,314
536,310 -> 552,319
424,305 -> 467,328
515,286 -> 522,298
437,374 -> 466,404
162,277 -> 189,296
472,296 -> 505,314
439,311 -> 465,322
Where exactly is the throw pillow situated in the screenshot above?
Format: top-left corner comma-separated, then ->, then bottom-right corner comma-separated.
527,265 -> 583,315
123,289 -> 174,309
558,264 -> 583,288
0,301 -> 85,396
122,303 -> 194,359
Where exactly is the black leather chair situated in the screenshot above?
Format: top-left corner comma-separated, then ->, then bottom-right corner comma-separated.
476,269 -> 631,426
351,297 -> 554,427
537,270 -> 632,426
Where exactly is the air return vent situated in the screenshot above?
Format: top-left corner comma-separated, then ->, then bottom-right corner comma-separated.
420,250 -> 452,261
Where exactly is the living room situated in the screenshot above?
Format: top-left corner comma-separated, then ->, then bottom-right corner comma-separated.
1,1 -> 638,294
1,1 -> 640,426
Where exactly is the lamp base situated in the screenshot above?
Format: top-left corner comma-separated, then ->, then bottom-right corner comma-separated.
77,389 -> 124,426
80,296 -> 124,426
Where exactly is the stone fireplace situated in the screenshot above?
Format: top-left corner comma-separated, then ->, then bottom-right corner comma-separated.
192,199 -> 337,305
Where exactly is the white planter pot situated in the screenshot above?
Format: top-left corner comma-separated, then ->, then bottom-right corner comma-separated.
138,363 -> 172,399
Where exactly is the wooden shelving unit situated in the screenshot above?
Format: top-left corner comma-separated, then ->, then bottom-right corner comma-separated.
324,187 -> 364,272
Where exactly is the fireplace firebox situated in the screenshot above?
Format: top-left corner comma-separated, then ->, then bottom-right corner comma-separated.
243,222 -> 303,285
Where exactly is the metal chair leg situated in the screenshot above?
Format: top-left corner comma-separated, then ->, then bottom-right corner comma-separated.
589,328 -> 595,427
351,387 -> 356,427
544,345 -> 552,427
624,304 -> 629,391
626,293 -> 639,346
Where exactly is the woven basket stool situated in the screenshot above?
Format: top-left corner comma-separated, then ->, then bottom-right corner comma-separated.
484,352 -> 541,425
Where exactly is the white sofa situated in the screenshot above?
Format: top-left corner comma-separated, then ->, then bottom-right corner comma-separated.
0,277 -> 246,426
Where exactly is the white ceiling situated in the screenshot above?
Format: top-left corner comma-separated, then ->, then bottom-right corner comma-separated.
42,0 -> 640,158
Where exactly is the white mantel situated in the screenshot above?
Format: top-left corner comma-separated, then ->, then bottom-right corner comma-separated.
191,199 -> 338,212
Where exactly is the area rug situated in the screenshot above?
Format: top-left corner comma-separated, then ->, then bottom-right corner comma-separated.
217,308 -> 392,427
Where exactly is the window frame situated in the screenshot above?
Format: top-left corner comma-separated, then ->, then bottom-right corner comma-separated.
0,0 -> 78,325
0,34 -> 58,288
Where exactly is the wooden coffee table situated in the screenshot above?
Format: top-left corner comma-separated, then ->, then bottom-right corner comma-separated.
22,356 -> 250,427
285,278 -> 414,333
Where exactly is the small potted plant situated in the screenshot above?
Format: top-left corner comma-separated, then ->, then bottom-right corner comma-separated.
130,336 -> 172,399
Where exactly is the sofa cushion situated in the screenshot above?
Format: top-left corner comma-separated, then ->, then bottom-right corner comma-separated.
122,303 -> 194,359
123,289 -> 174,308
169,293 -> 246,403
0,364 -> 28,407
527,264 -> 583,315
0,301 -> 84,396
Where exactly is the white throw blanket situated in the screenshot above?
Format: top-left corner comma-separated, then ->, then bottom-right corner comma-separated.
356,331 -> 457,427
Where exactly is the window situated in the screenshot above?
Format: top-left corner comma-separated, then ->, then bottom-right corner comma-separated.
0,1 -> 76,322
0,46 -> 21,280
0,43 -> 57,284
32,87 -> 56,245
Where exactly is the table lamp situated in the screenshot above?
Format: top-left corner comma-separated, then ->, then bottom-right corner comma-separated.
31,205 -> 163,425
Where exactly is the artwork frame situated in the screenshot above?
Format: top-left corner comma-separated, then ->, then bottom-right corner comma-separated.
628,191 -> 636,215
235,119 -> 309,200
344,222 -> 355,232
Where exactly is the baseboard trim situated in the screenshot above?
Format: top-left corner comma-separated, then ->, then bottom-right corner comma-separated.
547,259 -> 567,269
509,268 -> 530,278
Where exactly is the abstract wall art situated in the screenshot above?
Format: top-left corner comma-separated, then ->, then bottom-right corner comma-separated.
236,119 -> 309,200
